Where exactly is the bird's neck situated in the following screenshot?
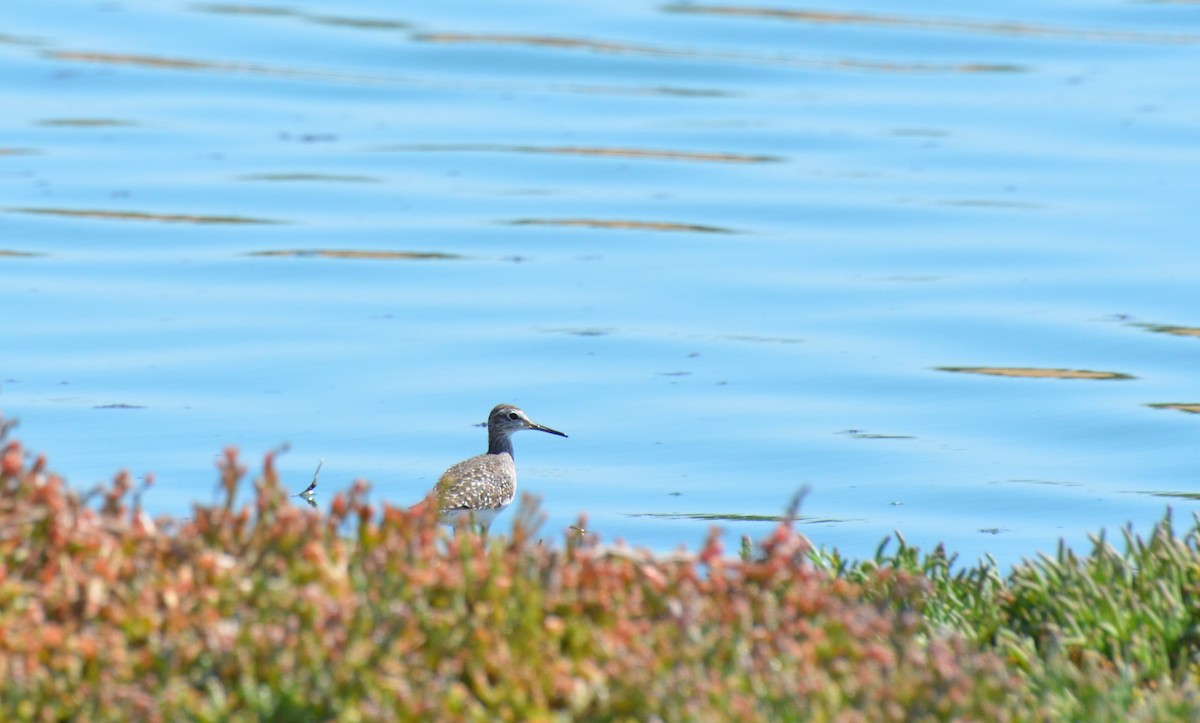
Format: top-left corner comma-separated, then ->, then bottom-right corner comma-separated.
487,430 -> 514,456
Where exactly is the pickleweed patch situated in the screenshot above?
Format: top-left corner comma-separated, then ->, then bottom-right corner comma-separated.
1,415 -> 1198,720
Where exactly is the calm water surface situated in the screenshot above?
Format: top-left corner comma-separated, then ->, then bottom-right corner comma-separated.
3,0 -> 1199,568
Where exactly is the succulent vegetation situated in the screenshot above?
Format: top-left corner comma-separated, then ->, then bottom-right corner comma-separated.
2,413 -> 1199,720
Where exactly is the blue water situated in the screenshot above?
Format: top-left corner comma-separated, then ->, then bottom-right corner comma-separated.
3,0 -> 1199,569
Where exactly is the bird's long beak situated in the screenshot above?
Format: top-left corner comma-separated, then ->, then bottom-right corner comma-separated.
531,422 -> 568,438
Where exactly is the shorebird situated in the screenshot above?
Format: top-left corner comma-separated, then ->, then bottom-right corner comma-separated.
417,404 -> 567,533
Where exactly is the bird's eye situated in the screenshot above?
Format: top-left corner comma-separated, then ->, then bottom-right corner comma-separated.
508,412 -> 520,420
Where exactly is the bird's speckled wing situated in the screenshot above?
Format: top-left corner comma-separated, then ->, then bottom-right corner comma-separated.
435,452 -> 517,512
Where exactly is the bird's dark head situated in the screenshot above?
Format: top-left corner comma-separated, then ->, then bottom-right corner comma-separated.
488,404 -> 567,438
